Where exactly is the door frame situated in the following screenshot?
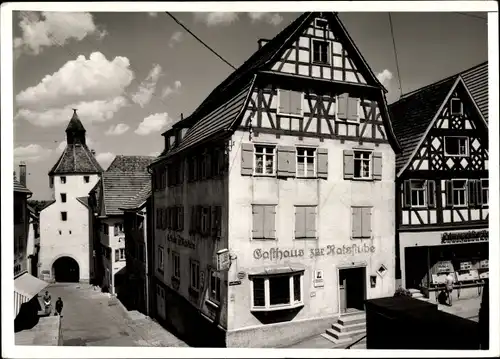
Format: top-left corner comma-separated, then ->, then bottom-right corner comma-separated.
336,263 -> 367,314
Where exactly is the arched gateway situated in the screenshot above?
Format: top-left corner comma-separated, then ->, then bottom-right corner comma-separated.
52,256 -> 80,282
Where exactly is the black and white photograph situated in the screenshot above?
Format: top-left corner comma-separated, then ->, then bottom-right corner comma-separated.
2,1 -> 498,357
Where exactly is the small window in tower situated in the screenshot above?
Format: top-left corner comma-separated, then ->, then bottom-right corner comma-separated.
84,176 -> 90,183
312,40 -> 330,64
61,212 -> 67,221
61,193 -> 67,203
60,176 -> 66,184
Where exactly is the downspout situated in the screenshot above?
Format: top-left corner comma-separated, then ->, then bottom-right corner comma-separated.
146,166 -> 154,316
139,208 -> 150,315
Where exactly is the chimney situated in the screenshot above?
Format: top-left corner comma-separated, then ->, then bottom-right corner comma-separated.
180,113 -> 184,121
19,161 -> 27,187
258,39 -> 270,49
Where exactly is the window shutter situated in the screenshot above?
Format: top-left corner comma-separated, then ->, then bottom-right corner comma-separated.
190,206 -> 196,232
427,180 -> 436,208
305,206 -> 317,238
445,180 -> 454,208
476,180 -> 484,206
337,93 -> 348,120
468,180 -> 477,207
241,143 -> 254,176
211,207 -> 217,236
403,180 -> 411,209
206,207 -> 212,236
351,207 -> 362,239
277,146 -> 295,177
316,148 -> 328,179
216,206 -> 222,237
252,205 -> 264,239
279,89 -> 290,114
264,206 -> 276,239
290,91 -> 302,116
343,150 -> 354,179
372,152 -> 383,180
294,206 -> 306,238
179,207 -> 184,231
361,207 -> 372,239
347,97 -> 360,122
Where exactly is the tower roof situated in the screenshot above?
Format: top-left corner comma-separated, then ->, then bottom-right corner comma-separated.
66,109 -> 86,133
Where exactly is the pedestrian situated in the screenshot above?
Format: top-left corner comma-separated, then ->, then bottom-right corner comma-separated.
445,271 -> 455,306
55,297 -> 64,317
43,290 -> 52,314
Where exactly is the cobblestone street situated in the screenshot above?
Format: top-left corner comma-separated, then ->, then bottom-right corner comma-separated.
46,283 -> 188,347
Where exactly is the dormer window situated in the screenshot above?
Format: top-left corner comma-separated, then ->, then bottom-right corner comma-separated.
450,98 -> 463,116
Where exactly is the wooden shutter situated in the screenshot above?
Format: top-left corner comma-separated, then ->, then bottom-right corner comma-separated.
347,97 -> 360,121
294,206 -> 306,238
445,180 -> 454,208
476,180 -> 484,206
252,205 -> 264,239
264,206 -> 276,239
343,150 -> 354,179
361,207 -> 372,239
427,180 -> 436,208
277,146 -> 295,177
241,143 -> 254,176
337,93 -> 348,120
468,180 -> 477,207
179,207 -> 184,231
279,89 -> 290,114
403,180 -> 412,209
305,206 -> 317,238
351,207 -> 362,239
290,91 -> 302,116
372,152 -> 383,180
317,148 -> 328,179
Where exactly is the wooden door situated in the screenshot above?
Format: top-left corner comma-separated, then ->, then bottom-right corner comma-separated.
339,270 -> 347,313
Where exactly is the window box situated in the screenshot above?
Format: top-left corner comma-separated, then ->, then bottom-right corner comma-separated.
250,272 -> 304,312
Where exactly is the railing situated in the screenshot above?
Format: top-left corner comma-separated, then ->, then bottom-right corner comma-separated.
345,334 -> 367,349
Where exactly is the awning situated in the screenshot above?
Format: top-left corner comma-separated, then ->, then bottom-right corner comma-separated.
248,264 -> 306,277
14,273 -> 49,317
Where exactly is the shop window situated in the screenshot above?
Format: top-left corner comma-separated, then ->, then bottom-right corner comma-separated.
294,206 -> 317,239
444,136 -> 469,157
296,147 -> 316,177
189,259 -> 200,292
312,40 -> 330,64
209,269 -> 221,304
251,273 -> 303,311
252,205 -> 276,240
172,251 -> 180,279
351,207 -> 372,239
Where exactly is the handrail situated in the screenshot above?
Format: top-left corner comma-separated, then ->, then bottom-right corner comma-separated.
345,334 -> 367,349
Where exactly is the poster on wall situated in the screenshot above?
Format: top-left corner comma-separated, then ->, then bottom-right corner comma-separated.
313,270 -> 324,288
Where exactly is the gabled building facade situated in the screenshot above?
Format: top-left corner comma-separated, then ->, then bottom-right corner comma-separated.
150,12 -> 400,348
39,110 -> 103,284
89,155 -> 155,294
389,62 -> 489,302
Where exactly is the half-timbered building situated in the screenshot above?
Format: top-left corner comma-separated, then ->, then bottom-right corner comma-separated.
389,61 -> 489,302
150,12 -> 400,348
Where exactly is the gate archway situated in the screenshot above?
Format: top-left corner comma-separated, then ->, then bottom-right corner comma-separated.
52,256 -> 80,282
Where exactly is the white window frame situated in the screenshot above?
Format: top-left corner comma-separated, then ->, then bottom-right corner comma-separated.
353,150 -> 372,180
452,179 -> 468,207
450,98 -> 463,116
312,39 -> 330,65
276,89 -> 304,118
250,273 -> 304,311
444,136 -> 469,157
253,144 -> 277,176
158,245 -> 164,271
410,180 -> 427,208
296,147 -> 317,178
481,178 -> 489,206
172,251 -> 180,279
208,269 -> 221,304
189,259 -> 200,292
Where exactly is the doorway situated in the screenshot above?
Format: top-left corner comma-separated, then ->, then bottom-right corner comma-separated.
338,266 -> 366,313
52,256 -> 80,282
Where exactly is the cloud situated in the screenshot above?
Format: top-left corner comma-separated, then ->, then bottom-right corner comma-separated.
135,113 -> 172,136
105,123 -> 130,136
194,12 -> 239,26
131,64 -> 163,107
149,151 -> 161,157
14,144 -> 52,162
148,12 -> 158,17
161,80 -> 182,99
169,31 -> 183,48
14,11 -> 106,56
95,152 -> 115,169
376,69 -> 394,87
248,12 -> 283,26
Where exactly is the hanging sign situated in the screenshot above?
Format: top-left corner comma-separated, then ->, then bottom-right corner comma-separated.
216,249 -> 231,271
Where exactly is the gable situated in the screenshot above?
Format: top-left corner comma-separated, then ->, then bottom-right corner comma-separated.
406,80 -> 489,173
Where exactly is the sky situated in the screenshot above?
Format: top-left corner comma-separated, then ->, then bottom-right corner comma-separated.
11,11 -> 488,200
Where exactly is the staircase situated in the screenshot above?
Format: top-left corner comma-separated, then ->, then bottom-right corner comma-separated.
321,310 -> 366,347
408,288 -> 430,302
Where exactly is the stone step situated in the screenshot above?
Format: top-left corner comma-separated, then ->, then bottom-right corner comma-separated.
325,327 -> 366,340
320,333 -> 352,346
412,292 -> 424,298
332,321 -> 366,333
338,313 -> 366,326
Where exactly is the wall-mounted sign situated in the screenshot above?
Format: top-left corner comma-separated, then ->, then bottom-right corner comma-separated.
253,243 -> 375,261
441,230 -> 488,244
229,280 -> 242,286
167,234 -> 196,249
217,249 -> 231,271
313,270 -> 324,288
237,271 -> 246,280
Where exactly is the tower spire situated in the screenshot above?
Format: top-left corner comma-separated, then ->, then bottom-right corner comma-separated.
65,109 -> 86,145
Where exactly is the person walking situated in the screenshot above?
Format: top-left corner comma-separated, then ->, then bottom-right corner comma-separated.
43,291 -> 52,315
55,297 -> 64,317
445,271 -> 455,306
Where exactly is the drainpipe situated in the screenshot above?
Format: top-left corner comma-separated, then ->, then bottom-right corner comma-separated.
146,166 -> 154,316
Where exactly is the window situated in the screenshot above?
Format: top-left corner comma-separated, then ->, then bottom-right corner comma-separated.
450,98 -> 463,116
252,205 -> 276,240
103,224 -> 109,235
60,176 -> 66,184
294,206 -> 317,239
251,273 -> 303,310
211,206 -> 222,238
352,207 -> 372,239
312,40 -> 329,64
452,179 -> 468,207
190,260 -> 200,292
177,206 -> 184,231
60,193 -> 67,203
61,212 -> 67,221
296,148 -> 316,177
209,269 -> 221,303
481,179 -> 489,205
254,145 -> 276,175
444,136 -> 469,157
410,180 -> 427,207
114,223 -> 123,236
158,246 -> 164,271
315,18 -> 328,28
277,90 -> 303,117
201,207 -> 210,235
172,251 -> 180,279
115,248 -> 125,262
353,151 -> 372,179
84,176 -> 90,183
